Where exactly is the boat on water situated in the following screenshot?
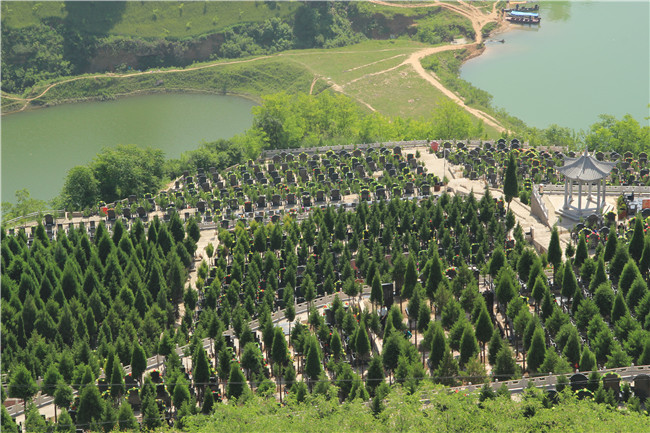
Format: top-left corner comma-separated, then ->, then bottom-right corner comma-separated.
506,10 -> 541,24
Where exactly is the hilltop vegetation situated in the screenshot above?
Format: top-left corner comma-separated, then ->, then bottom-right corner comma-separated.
1,1 -> 476,95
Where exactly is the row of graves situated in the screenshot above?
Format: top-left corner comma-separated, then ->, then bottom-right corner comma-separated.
167,146 -> 439,228
442,140 -> 650,190
565,371 -> 650,402
443,138 -> 561,188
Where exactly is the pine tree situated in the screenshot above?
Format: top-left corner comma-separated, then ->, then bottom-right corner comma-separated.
435,349 -> 459,387
271,327 -> 289,368
604,227 -> 618,262
503,152 -> 518,211
141,393 -> 161,429
638,338 -> 650,365
201,388 -> 215,414
110,360 -> 124,399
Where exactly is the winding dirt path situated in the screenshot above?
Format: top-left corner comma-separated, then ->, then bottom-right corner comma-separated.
365,0 -> 507,132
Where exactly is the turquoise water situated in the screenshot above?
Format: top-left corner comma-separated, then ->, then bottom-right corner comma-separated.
461,1 -> 649,131
1,93 -> 255,203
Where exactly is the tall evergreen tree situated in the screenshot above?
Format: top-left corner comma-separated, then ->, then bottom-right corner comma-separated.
574,234 -> 588,268
527,327 -> 546,373
503,152 -> 518,211
365,356 -> 385,396
459,325 -> 479,367
130,342 -> 147,384
629,216 -> 645,262
8,364 -> 37,412
547,226 -> 562,281
474,305 -> 493,362
589,256 -> 608,293
226,362 -> 248,401
604,227 -> 618,262
304,337 -> 322,390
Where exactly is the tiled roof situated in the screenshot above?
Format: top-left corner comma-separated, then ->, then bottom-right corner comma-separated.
557,150 -> 615,181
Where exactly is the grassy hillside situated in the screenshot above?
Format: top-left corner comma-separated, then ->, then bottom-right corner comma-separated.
1,1 -> 299,39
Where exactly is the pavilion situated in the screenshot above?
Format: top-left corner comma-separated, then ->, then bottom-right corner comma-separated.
556,149 -> 615,221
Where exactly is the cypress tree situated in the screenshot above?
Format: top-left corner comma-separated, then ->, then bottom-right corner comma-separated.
304,337 -> 322,390
574,234 -> 588,268
503,152 -> 518,210
580,347 -> 597,372
459,325 -> 479,367
428,322 -> 446,371
604,227 -> 618,262
629,216 -> 645,262
589,256 -> 608,293
593,282 -> 615,317
639,235 -> 650,276
547,226 -> 563,276
609,244 -> 629,281
382,332 -> 402,383
402,255 -> 418,305
611,292 -> 629,324
193,345 -> 211,402
110,360 -> 124,399
619,259 -> 641,297
365,356 -> 385,396
130,342 -> 147,384
527,327 -> 546,373
330,329 -> 343,362
494,346 -> 518,381
226,362 -> 248,400
370,271 -> 383,311
562,329 -> 581,367
627,276 -> 648,310
474,306 -> 493,363
561,263 -> 578,307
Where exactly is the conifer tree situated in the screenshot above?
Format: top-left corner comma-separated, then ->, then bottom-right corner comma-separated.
527,327 -> 546,373
580,347 -> 597,372
629,216 -> 645,262
226,362 -> 248,400
366,356 -> 385,396
609,244 -> 629,281
574,234 -> 588,268
547,226 -> 562,281
611,292 -> 629,324
459,325 -> 479,367
304,337 -> 322,390
503,152 -> 518,211
474,305 -> 493,363
604,227 -> 618,262
589,256 -> 608,292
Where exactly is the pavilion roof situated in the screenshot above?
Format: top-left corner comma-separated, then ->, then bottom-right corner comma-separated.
557,150 -> 615,181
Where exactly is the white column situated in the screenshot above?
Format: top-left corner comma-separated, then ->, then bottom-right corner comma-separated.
578,181 -> 582,210
602,179 -> 607,210
564,179 -> 569,208
597,181 -> 602,209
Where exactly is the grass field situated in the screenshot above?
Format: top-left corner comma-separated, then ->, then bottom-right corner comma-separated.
3,39 -> 504,138
1,1 -> 299,39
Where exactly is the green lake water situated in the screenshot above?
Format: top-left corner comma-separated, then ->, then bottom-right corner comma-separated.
461,1 -> 650,131
1,93 -> 255,203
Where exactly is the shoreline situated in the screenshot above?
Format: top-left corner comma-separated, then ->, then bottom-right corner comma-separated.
1,87 -> 261,116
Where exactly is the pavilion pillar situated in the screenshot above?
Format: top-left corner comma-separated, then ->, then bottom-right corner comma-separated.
602,179 -> 607,210
564,179 -> 569,208
578,181 -> 582,211
597,181 -> 602,210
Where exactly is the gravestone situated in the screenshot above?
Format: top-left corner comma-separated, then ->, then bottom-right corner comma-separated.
634,374 -> 650,400
331,189 -> 341,201
287,193 -> 296,205
272,195 -> 281,207
257,196 -> 266,208
382,282 -> 394,308
570,373 -> 589,392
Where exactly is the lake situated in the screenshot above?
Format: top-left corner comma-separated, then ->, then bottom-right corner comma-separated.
461,1 -> 649,131
1,93 -> 256,203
